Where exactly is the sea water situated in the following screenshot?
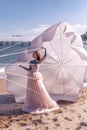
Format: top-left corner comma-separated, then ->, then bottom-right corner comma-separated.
0,42 -> 30,78
0,42 -> 29,67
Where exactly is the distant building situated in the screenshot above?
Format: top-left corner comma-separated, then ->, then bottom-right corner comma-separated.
0,41 -> 31,47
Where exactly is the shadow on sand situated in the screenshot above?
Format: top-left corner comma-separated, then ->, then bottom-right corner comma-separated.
0,94 -> 26,116
0,94 -> 74,117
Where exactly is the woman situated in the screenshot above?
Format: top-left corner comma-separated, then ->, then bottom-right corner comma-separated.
19,47 -> 59,114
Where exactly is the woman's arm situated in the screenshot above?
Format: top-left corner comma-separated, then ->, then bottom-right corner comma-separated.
39,47 -> 47,64
19,64 -> 31,71
19,65 -> 29,71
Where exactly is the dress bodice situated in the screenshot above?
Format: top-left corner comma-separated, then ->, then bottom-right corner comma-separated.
30,60 -> 39,72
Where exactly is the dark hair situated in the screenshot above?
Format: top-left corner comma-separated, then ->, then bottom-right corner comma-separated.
34,51 -> 41,61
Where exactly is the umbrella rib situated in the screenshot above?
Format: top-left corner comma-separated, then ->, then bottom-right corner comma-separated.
69,70 -> 83,93
66,82 -> 78,95
62,34 -> 76,62
59,25 -> 63,62
50,67 -> 61,93
61,68 -> 66,94
47,54 -> 58,63
64,64 -> 86,67
64,68 -> 82,89
61,68 -> 78,94
40,64 -> 57,71
62,67 -> 79,94
44,66 -> 58,81
64,54 -> 78,64
63,47 -> 72,62
50,42 -> 60,62
65,68 -> 83,94
59,66 -> 84,95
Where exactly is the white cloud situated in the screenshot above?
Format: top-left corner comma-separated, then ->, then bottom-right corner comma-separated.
0,23 -> 87,42
71,24 -> 87,35
0,25 -> 50,41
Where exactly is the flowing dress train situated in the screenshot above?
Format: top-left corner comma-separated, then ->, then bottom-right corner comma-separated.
22,63 -> 59,114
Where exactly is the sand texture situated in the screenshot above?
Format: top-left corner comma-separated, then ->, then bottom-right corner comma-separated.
0,88 -> 87,130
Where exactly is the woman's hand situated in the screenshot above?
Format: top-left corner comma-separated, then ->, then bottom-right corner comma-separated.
19,65 -> 22,67
41,46 -> 46,49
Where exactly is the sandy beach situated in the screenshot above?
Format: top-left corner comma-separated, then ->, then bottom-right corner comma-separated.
0,81 -> 87,130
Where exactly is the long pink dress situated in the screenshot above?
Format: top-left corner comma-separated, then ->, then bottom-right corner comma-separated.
22,63 -> 59,114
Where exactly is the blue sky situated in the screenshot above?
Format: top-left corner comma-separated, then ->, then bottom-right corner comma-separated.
0,0 -> 87,40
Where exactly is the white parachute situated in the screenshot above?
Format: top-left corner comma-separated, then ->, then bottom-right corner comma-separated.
5,22 -> 87,102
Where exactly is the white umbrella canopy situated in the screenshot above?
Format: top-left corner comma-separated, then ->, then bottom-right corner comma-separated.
5,22 -> 86,102
71,46 -> 87,86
